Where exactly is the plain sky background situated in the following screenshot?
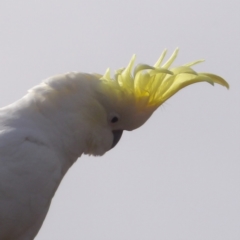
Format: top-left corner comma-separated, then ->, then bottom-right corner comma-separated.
0,0 -> 239,239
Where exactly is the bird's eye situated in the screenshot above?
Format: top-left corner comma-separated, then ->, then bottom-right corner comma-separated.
109,113 -> 120,124
111,116 -> 119,123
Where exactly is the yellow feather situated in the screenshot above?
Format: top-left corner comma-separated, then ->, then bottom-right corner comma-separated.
99,49 -> 229,111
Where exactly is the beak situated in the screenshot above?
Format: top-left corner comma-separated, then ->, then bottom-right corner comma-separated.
111,130 -> 123,149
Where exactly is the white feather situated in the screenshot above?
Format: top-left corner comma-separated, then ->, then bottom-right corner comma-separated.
0,73 -> 113,239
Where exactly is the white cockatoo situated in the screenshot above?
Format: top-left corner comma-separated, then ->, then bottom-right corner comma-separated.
0,49 -> 228,239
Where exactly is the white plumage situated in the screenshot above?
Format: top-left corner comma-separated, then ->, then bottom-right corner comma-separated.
0,73 -> 115,239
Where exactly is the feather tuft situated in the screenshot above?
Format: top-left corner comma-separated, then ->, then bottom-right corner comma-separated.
99,49 -> 229,111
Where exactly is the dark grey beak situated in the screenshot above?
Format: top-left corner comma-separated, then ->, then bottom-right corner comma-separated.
111,130 -> 123,149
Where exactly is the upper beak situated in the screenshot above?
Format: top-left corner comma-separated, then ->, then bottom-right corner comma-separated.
111,130 -> 123,149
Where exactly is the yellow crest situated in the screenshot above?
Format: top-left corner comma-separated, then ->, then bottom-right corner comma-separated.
100,49 -> 229,111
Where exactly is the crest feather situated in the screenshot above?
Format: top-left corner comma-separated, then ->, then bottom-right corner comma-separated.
100,49 -> 229,111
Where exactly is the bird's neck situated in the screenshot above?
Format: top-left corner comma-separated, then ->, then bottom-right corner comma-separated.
2,72 -> 112,172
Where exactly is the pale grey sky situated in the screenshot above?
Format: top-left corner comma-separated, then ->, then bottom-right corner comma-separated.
0,0 -> 239,239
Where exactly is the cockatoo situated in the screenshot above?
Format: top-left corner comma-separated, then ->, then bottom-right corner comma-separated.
0,49 -> 228,240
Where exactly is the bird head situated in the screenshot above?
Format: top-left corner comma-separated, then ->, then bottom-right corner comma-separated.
91,49 -> 229,152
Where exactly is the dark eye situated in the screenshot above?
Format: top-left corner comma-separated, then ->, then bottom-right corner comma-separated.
109,112 -> 120,124
111,116 -> 119,123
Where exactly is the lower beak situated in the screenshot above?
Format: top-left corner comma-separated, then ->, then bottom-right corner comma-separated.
111,130 -> 123,149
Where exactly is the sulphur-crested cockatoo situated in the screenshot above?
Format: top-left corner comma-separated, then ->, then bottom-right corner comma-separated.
0,49 -> 228,239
